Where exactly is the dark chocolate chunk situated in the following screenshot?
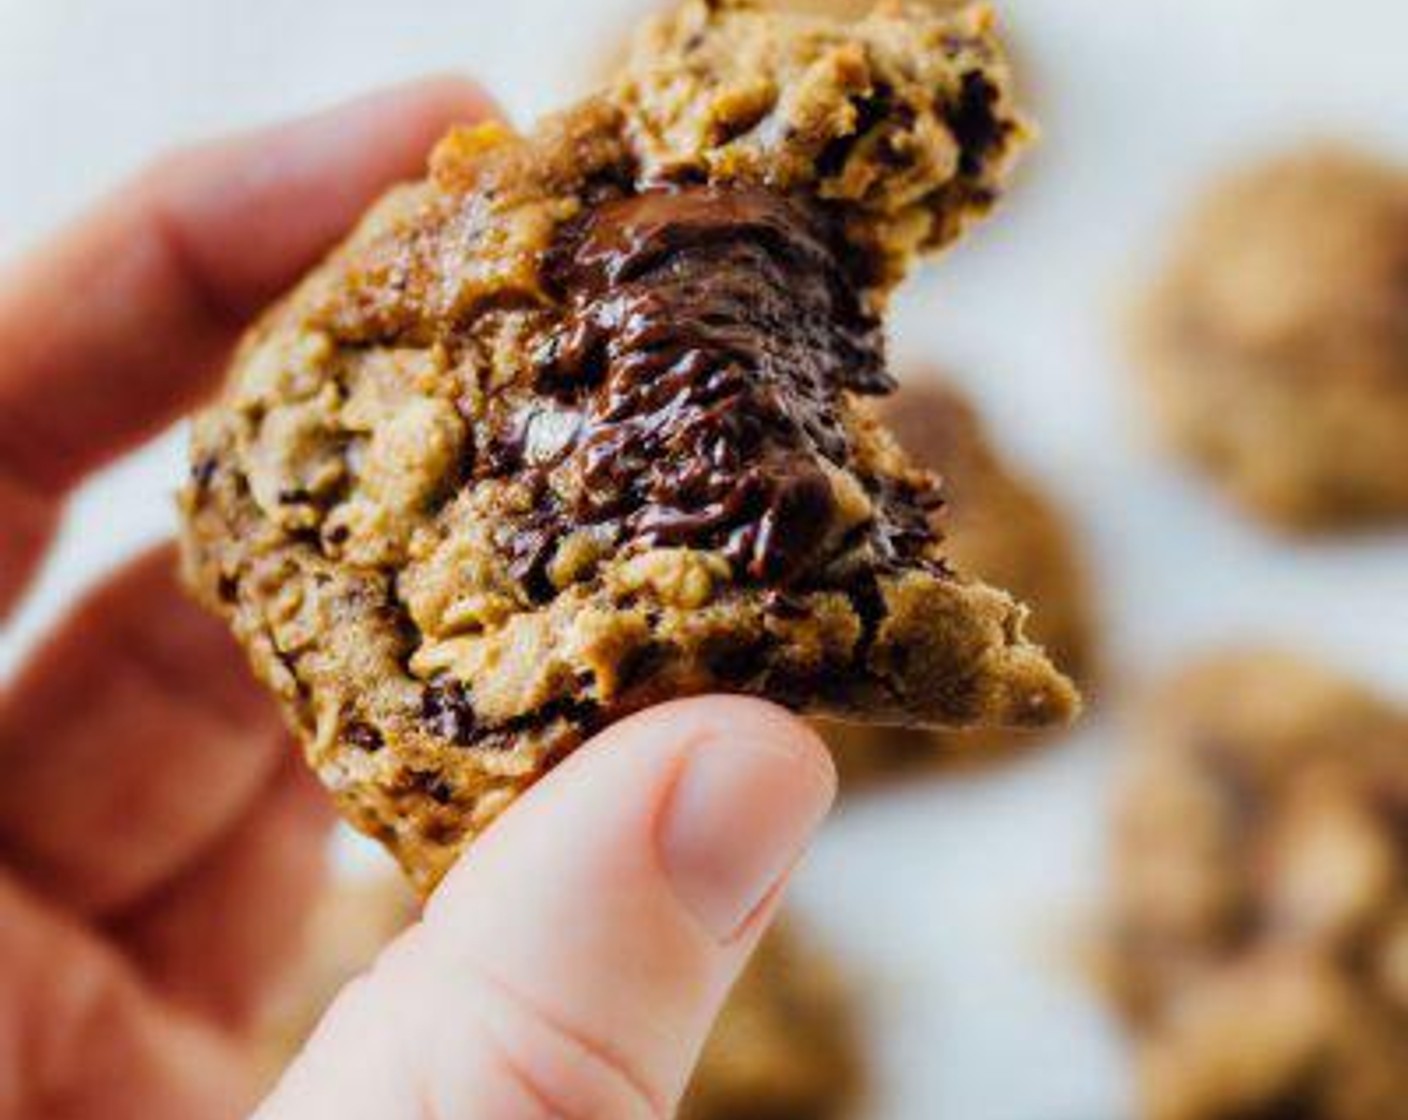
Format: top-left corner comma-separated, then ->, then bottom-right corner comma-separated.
480,183 -> 941,588
420,682 -> 478,746
345,721 -> 385,752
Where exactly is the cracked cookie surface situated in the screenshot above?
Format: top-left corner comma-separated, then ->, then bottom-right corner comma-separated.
1103,653 -> 1408,1120
181,0 -> 1076,890
1134,146 -> 1408,531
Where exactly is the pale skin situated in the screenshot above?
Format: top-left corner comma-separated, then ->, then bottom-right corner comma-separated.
0,78 -> 836,1119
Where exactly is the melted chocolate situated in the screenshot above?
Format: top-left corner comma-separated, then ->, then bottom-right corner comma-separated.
482,184 -> 938,589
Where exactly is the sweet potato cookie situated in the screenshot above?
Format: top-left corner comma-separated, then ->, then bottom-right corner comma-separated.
1133,146 -> 1408,530
1103,652 -> 1408,1120
821,378 -> 1094,784
258,881 -> 862,1119
181,0 -> 1076,890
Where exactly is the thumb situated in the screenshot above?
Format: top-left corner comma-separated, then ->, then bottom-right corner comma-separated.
256,696 -> 836,1119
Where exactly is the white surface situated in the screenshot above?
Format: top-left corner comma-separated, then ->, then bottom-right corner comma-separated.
4,2 -> 1408,1117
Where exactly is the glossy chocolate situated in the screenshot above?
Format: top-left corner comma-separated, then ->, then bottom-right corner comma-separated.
483,184 -> 939,589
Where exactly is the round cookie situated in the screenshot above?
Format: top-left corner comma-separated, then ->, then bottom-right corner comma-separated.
257,881 -> 863,1119
1103,652 -> 1408,1120
821,378 -> 1095,785
1133,146 -> 1408,530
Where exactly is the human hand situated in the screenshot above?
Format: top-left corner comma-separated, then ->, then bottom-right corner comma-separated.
0,79 -> 836,1120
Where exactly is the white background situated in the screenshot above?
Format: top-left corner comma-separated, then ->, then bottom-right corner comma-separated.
4,1 -> 1408,1116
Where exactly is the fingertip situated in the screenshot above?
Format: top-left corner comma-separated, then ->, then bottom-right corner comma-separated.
138,72 -> 503,319
381,72 -> 504,130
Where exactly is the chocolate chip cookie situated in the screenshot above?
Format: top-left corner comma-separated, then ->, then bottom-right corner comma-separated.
181,0 -> 1077,890
1103,652 -> 1408,1120
259,880 -> 861,1120
682,920 -> 863,1120
739,0 -> 967,18
820,378 -> 1094,784
1133,146 -> 1408,530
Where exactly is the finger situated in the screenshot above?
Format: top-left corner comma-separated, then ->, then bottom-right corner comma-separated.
0,75 -> 494,618
0,870 -> 254,1120
108,756 -> 334,1033
0,73 -> 492,494
0,545 -> 286,917
0,470 -> 59,620
256,698 -> 836,1120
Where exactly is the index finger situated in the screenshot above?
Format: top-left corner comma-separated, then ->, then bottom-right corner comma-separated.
0,75 -> 494,500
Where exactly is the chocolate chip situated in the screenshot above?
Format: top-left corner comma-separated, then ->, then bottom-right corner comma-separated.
949,72 -> 1008,178
344,721 -> 384,752
412,772 -> 455,805
420,682 -> 478,746
763,589 -> 809,619
191,456 -> 218,489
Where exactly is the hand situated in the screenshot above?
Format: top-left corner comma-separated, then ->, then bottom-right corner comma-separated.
0,80 -> 837,1120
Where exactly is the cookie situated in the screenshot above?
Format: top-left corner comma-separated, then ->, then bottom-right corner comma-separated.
180,0 -> 1077,890
254,876 -> 420,1087
820,378 -> 1094,784
1103,652 -> 1408,1120
682,921 -> 863,1120
258,882 -> 861,1119
1133,146 -> 1408,530
713,0 -> 967,21
589,2 -> 1020,99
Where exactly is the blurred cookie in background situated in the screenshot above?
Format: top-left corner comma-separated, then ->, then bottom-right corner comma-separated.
258,881 -> 863,1119
1132,146 -> 1408,531
1101,651 -> 1408,1120
820,378 -> 1096,786
254,875 -> 420,1087
682,921 -> 864,1120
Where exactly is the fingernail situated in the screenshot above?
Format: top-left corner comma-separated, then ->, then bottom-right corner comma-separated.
660,720 -> 835,941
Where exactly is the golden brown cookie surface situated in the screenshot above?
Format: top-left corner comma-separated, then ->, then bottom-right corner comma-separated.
180,0 -> 1076,890
1103,652 -> 1408,1120
1133,146 -> 1408,530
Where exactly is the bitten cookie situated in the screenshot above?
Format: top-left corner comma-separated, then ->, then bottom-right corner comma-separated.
1103,652 -> 1408,1120
258,882 -> 862,1120
1133,146 -> 1408,530
821,378 -> 1094,784
180,0 -> 1077,890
